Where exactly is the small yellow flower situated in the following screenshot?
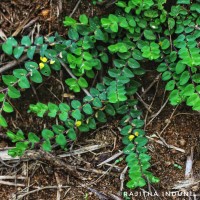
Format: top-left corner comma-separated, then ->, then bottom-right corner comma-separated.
39,63 -> 45,69
134,131 -> 139,137
40,56 -> 48,63
158,41 -> 162,46
75,121 -> 82,127
128,135 -> 135,141
50,59 -> 55,64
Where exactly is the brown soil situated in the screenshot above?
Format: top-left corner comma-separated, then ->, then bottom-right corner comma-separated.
0,1 -> 200,200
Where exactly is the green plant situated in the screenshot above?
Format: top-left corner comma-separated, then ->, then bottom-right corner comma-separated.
1,0 -> 200,190
92,0 -> 103,5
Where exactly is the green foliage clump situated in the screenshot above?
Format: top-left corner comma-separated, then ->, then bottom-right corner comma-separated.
1,0 -> 200,190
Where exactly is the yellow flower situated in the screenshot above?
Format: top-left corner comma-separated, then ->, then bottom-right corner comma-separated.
39,63 -> 45,69
40,56 -> 48,63
128,135 -> 135,141
75,121 -> 82,127
50,59 -> 55,64
134,131 -> 139,137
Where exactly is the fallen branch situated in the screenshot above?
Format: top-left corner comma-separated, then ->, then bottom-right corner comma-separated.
0,144 -> 108,161
69,0 -> 82,17
14,185 -> 70,200
0,180 -> 25,187
147,136 -> 185,153
97,151 -> 123,166
0,55 -> 28,74
0,176 -> 26,180
23,150 -> 84,180
185,147 -> 194,179
59,144 -> 108,158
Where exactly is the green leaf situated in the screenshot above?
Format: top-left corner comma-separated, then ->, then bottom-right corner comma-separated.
121,125 -> 132,136
165,80 -> 175,91
25,61 -> 38,71
135,136 -> 148,147
169,90 -> 181,105
141,42 -> 160,60
3,102 -> 14,113
101,18 -> 111,28
144,30 -> 156,40
6,130 -> 16,141
179,71 -> 190,85
127,177 -> 146,188
95,110 -> 107,123
48,103 -> 59,118
7,130 -> 25,142
71,100 -> 81,109
18,76 -> 30,89
56,134 -> 67,146
177,0 -> 190,4
2,41 -> 13,55
59,103 -> 70,112
40,64 -> 51,76
2,75 -> 17,86
42,129 -> 54,140
83,104 -> 93,115
27,46 -> 36,59
160,39 -> 170,50
50,58 -> 61,71
8,86 -> 21,99
68,28 -> 79,40
132,119 -> 144,128
52,125 -> 65,134
63,17 -> 76,26
0,115 -> 7,127
94,29 -> 105,41
78,77 -> 88,88
13,46 -> 24,59
87,118 -> 96,129
30,69 -> 43,83
175,61 -> 186,74
67,128 -> 77,140
59,112 -> 68,121
191,3 -> 200,13
169,51 -> 177,62
65,78 -> 80,93
186,93 -> 199,107
168,18 -> 175,29
123,143 -> 134,154
128,58 -> 140,69
157,63 -> 167,72
192,74 -> 200,83
28,132 -> 40,145
42,140 -> 52,152
78,124 -> 89,132
93,97 -> 102,108
29,102 -> 48,117
71,109 -> 82,120
162,71 -> 171,81
181,84 -> 195,96
0,94 -> 5,102
13,69 -> 28,78
79,14 -> 88,25
21,36 -> 31,46
34,36 -> 43,45
105,104 -> 115,116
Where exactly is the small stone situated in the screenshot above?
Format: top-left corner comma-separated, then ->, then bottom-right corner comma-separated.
192,184 -> 199,192
165,119 -> 171,124
171,149 -> 177,154
179,138 -> 186,146
165,161 -> 171,166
